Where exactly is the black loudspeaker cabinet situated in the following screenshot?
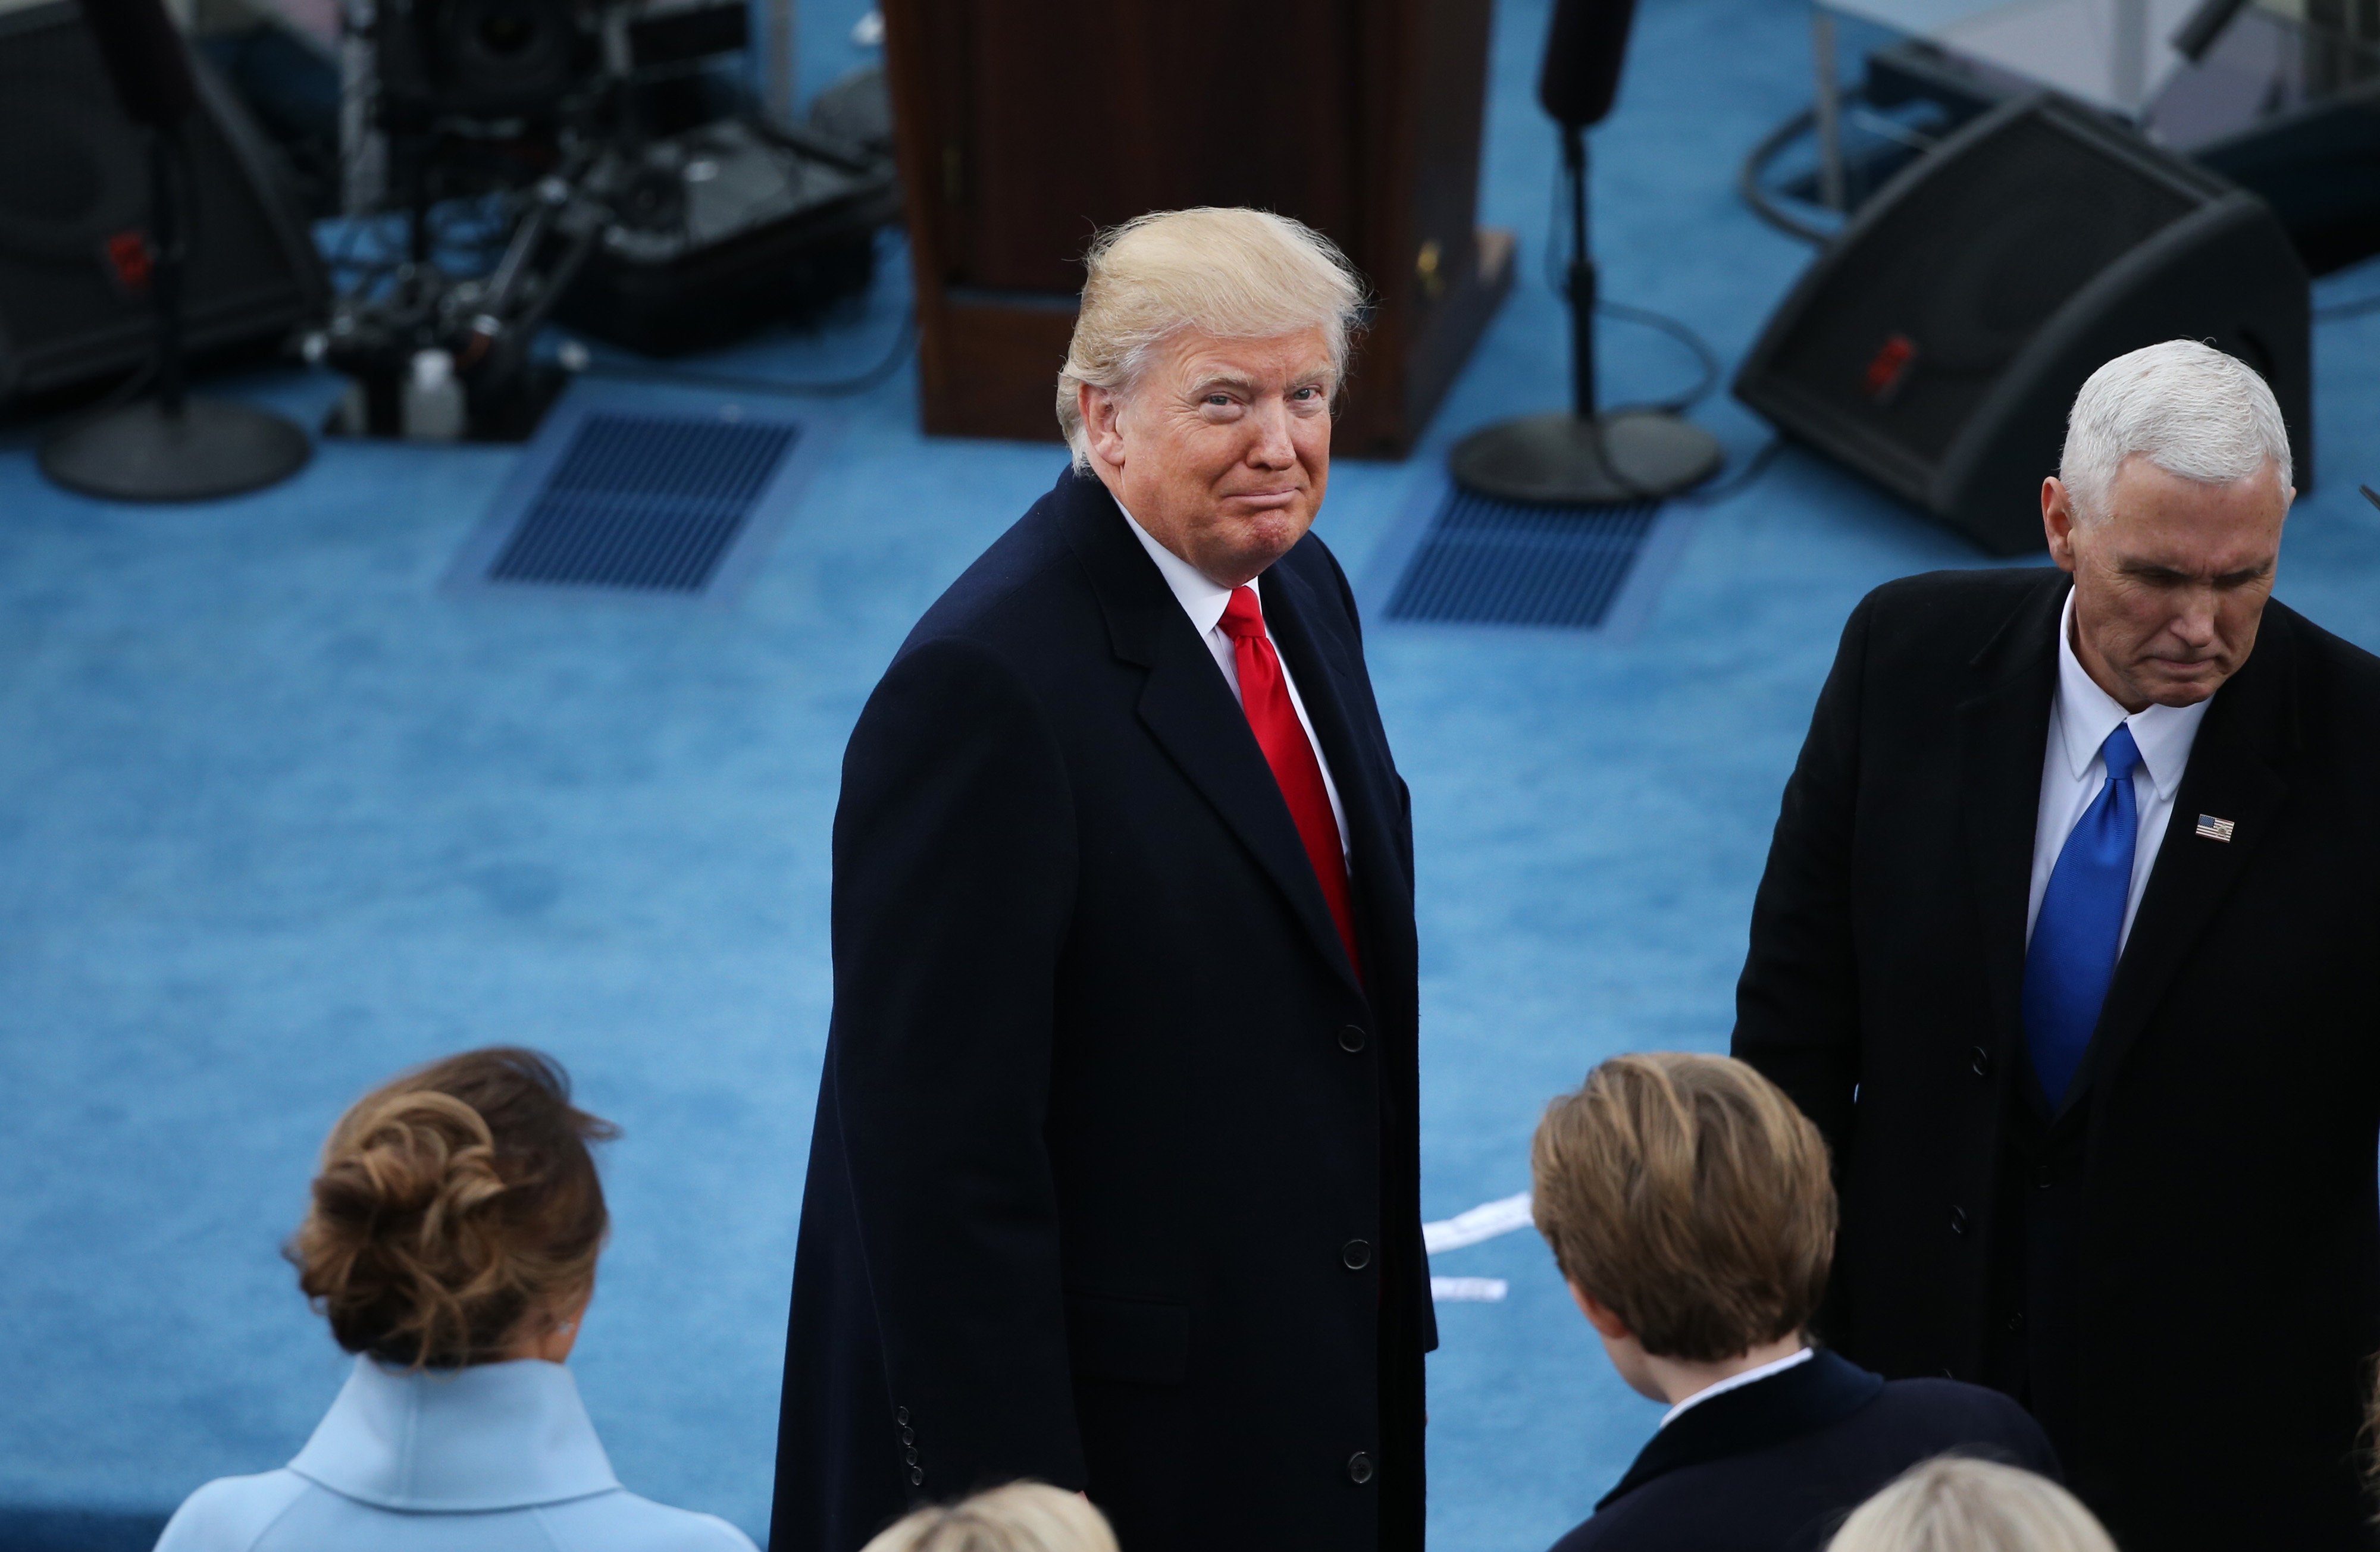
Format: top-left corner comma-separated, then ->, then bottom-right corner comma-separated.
1736,94 -> 2310,555
0,1 -> 325,410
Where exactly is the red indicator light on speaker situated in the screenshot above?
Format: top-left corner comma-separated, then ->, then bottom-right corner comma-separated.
104,230 -> 155,293
1864,333 -> 1917,402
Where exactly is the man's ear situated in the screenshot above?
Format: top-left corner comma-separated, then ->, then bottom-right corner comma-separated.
1081,384 -> 1126,471
2042,476 -> 2080,572
1568,1280 -> 1631,1343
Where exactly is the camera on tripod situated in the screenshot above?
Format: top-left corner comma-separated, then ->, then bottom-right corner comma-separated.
320,0 -> 897,442
373,0 -> 604,128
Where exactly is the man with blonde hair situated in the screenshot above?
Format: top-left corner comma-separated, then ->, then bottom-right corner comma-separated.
1532,1054 -> 2053,1551
774,209 -> 1431,1552
1736,340 -> 2380,1546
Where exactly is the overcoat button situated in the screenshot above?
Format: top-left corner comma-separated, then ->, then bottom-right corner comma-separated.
1949,1205 -> 1970,1235
2035,1164 -> 2055,1189
2006,1310 -> 2027,1334
1969,1045 -> 1991,1077
900,1425 -> 914,1444
1348,1451 -> 1374,1484
910,1466 -> 924,1486
895,1406 -> 910,1425
1339,1024 -> 1367,1053
1342,1239 -> 1372,1269
904,1447 -> 918,1465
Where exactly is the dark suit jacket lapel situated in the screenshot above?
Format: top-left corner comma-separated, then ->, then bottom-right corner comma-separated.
1595,1351 -> 1884,1509
1060,474 -> 1366,995
1956,575 -> 2067,1086
1262,559 -> 1415,979
2077,612 -> 2297,1100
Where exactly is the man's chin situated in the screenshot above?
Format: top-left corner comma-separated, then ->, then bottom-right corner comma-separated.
1198,513 -> 1314,584
2143,667 -> 2225,707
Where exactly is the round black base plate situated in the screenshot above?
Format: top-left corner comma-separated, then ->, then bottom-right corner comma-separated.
1449,410 -> 1724,506
41,397 -> 312,503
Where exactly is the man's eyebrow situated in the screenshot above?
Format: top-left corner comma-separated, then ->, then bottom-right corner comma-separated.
2119,558 -> 2274,582
1186,365 -> 1337,397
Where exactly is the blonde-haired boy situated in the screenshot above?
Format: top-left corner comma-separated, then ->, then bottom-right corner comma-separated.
1533,1054 -> 2058,1551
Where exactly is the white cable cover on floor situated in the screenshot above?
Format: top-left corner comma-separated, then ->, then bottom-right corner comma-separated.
1423,1191 -> 1535,1255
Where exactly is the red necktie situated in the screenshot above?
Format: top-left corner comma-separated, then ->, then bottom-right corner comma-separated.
1218,587 -> 1361,977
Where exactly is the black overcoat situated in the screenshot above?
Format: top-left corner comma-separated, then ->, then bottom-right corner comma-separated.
1734,567 -> 2380,1550
770,467 -> 1432,1552
1549,1350 -> 2059,1552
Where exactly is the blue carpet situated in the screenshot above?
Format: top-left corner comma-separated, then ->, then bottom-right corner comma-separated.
4,0 -> 2378,1548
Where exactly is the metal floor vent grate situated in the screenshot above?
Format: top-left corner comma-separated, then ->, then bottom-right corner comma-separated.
486,411 -> 800,593
1385,486 -> 1660,629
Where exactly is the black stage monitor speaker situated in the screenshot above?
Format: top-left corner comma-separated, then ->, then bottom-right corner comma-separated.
0,0 -> 325,410
1734,93 -> 2310,555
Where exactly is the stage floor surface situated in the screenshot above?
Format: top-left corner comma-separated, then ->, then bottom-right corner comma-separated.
5,0 -> 2378,1546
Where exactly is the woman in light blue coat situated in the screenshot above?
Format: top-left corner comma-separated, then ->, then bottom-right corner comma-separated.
156,1048 -> 756,1552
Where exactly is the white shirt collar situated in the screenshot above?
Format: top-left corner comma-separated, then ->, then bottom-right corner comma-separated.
1658,1346 -> 1815,1430
1114,493 -> 1242,631
288,1355 -> 619,1511
2051,587 -> 2210,801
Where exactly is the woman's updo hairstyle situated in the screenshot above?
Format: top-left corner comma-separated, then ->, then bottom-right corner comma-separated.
287,1047 -> 617,1369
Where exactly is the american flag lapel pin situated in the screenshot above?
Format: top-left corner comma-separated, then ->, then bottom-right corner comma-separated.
2194,814 -> 2235,842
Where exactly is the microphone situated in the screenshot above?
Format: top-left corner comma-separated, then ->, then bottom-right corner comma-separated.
77,0 -> 199,127
1537,0 -> 1642,130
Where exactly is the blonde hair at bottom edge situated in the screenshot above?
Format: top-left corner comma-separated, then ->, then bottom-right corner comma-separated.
1827,1456 -> 2116,1552
859,1482 -> 1118,1552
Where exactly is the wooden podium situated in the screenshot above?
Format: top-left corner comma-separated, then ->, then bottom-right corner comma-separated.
878,0 -> 1514,458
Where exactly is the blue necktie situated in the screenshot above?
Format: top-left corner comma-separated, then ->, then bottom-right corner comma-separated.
2021,723 -> 2144,1106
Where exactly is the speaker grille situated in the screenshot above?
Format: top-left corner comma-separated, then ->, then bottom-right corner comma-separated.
1764,111 -> 2202,464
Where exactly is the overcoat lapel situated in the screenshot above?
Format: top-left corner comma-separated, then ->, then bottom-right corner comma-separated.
2078,613 -> 2297,1100
1061,475 -> 1366,995
1955,576 -> 2066,1078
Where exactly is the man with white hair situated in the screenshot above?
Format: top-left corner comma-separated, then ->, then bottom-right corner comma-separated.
772,209 -> 1431,1552
1734,339 -> 2380,1548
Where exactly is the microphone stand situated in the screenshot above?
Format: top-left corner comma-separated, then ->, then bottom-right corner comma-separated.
40,115 -> 312,502
1563,124 -> 1596,419
1448,122 -> 1722,506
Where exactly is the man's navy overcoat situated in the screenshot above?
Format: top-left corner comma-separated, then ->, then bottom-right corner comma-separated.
1735,568 -> 2380,1549
771,467 -> 1433,1552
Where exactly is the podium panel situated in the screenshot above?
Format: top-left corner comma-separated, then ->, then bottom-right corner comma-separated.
881,0 -> 1511,456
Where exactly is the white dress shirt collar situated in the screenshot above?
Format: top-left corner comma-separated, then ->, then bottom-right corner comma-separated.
2051,588 -> 2210,802
288,1355 -> 619,1512
1110,491 -> 1351,856
1657,1346 -> 1814,1430
1116,495 -> 1241,629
